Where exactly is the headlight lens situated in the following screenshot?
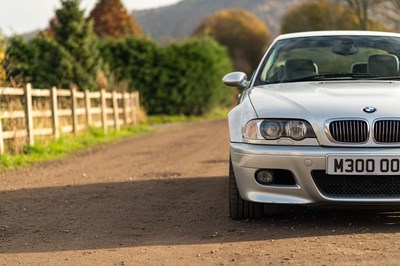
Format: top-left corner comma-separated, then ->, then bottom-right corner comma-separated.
242,120 -> 259,139
243,119 -> 316,141
260,120 -> 284,140
285,120 -> 307,140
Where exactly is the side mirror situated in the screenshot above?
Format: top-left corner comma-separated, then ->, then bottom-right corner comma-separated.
222,72 -> 249,89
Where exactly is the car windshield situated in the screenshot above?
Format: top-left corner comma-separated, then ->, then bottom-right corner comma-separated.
256,35 -> 400,85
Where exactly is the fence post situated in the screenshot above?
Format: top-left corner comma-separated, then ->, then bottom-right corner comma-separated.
123,92 -> 129,125
0,112 -> 4,154
84,90 -> 92,126
131,92 -> 137,125
24,83 -> 34,146
51,86 -> 60,139
135,92 -> 140,123
100,89 -> 108,134
71,86 -> 78,134
112,91 -> 120,131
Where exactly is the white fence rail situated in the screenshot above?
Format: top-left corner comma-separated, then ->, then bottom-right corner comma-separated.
0,83 -> 140,154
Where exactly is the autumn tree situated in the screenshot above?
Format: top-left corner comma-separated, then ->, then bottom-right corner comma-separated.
89,0 -> 143,40
50,0 -> 100,90
341,0 -> 378,29
194,8 -> 270,76
281,0 -> 360,34
388,0 -> 400,30
281,0 -> 388,34
341,0 -> 400,31
0,34 -> 6,85
339,0 -> 393,30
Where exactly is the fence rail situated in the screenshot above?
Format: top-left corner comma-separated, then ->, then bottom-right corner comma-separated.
0,83 -> 140,154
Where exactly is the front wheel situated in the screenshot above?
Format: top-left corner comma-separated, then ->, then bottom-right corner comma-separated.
229,158 -> 264,219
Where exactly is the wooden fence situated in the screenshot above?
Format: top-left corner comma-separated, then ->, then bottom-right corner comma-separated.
0,83 -> 140,154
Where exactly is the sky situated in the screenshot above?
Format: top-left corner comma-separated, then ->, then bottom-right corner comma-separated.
0,0 -> 182,36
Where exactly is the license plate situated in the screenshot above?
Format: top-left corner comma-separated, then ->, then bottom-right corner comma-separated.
327,155 -> 400,175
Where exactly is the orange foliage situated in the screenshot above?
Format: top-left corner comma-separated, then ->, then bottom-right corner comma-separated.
194,8 -> 270,76
89,0 -> 143,39
281,0 -> 388,34
0,35 -> 5,85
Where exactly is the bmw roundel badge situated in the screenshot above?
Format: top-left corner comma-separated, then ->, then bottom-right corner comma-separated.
363,106 -> 376,113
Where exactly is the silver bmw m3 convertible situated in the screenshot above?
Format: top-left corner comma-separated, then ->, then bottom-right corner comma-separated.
223,31 -> 400,219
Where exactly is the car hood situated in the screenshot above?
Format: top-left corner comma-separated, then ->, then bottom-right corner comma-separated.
250,80 -> 400,146
250,81 -> 400,120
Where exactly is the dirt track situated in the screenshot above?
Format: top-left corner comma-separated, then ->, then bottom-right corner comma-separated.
0,119 -> 400,265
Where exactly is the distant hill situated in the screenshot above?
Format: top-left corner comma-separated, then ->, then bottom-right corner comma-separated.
19,0 -> 304,43
20,29 -> 41,41
133,0 -> 305,42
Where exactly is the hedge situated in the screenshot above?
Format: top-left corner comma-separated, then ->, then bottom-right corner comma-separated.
103,37 -> 234,115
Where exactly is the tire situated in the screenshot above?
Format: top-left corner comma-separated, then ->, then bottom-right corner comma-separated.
229,158 -> 264,219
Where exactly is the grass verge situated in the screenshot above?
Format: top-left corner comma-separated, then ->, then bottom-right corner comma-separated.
147,107 -> 229,124
0,108 -> 229,171
0,124 -> 153,171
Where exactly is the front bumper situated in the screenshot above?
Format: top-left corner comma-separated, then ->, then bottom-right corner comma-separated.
231,142 -> 400,205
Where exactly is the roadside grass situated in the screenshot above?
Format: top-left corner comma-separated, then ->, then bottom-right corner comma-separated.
0,124 -> 153,171
148,107 -> 230,124
0,108 -> 229,171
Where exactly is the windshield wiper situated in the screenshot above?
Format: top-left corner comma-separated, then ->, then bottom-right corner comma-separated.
369,76 -> 400,81
281,72 -> 379,83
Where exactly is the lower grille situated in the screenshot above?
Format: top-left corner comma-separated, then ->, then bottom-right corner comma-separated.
312,170 -> 400,197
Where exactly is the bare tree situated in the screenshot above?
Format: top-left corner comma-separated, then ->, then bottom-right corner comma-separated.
388,0 -> 400,30
343,0 -> 387,29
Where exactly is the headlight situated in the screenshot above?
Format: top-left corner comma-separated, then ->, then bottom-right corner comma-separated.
242,120 -> 259,139
260,120 -> 284,140
243,119 -> 316,141
285,120 -> 307,140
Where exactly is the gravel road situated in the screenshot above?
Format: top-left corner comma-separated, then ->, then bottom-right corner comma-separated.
0,119 -> 400,265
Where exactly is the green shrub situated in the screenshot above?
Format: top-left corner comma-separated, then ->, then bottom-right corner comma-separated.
6,35 -> 76,89
29,35 -> 75,89
5,0 -> 100,90
4,37 -> 34,84
104,37 -> 233,115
